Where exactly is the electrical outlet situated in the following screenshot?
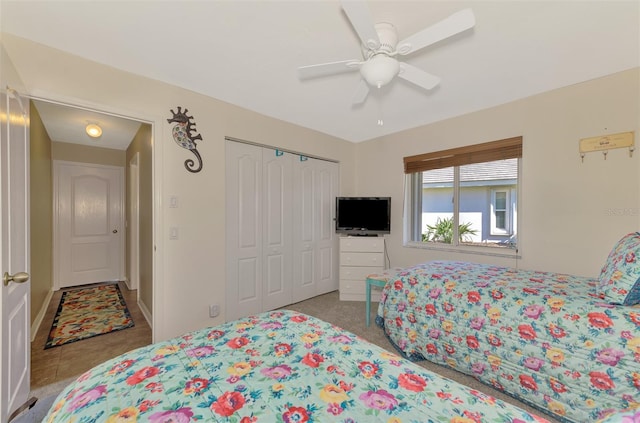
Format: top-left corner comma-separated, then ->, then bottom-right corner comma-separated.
209,304 -> 220,318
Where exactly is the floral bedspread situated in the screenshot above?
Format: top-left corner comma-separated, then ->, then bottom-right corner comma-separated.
44,310 -> 548,423
376,261 -> 640,423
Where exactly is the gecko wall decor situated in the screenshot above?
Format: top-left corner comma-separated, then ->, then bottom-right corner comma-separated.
167,106 -> 204,173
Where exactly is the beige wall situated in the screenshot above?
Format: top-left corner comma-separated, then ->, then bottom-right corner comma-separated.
1,34 -> 357,340
52,141 -> 125,166
356,68 -> 640,277
126,124 -> 153,318
4,31 -> 639,343
29,101 -> 53,324
3,32 -> 638,342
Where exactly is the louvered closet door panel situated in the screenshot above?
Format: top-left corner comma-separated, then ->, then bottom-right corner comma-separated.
226,141 -> 263,321
262,150 -> 293,311
292,160 -> 316,302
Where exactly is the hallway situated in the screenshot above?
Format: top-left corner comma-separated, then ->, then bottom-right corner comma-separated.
30,282 -> 152,390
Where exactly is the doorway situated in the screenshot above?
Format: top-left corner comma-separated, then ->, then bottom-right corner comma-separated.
29,98 -> 155,387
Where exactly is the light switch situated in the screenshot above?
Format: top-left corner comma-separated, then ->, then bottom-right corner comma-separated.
169,195 -> 179,208
169,227 -> 179,240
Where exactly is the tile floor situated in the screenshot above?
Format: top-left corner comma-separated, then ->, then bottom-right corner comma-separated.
30,282 -> 152,390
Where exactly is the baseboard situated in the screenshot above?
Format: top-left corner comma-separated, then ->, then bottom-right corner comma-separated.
138,299 -> 153,329
123,277 -> 132,290
31,289 -> 54,342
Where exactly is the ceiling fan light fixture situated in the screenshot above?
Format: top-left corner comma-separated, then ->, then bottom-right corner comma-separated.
360,55 -> 399,88
86,123 -> 102,138
371,22 -> 398,53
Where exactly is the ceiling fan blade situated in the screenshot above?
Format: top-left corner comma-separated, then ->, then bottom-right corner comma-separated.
397,8 -> 475,56
298,60 -> 360,80
340,0 -> 380,50
352,79 -> 370,105
398,63 -> 441,90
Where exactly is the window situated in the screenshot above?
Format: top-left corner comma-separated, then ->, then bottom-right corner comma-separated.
404,137 -> 521,251
491,189 -> 512,235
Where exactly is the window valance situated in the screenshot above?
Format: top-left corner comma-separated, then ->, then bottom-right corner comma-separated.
403,136 -> 522,174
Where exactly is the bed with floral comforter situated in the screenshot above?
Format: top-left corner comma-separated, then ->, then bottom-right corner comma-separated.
375,233 -> 640,423
43,309 -> 550,423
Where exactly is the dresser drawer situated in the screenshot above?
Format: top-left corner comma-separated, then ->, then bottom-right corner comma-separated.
340,265 -> 384,281
339,237 -> 385,253
340,252 -> 384,267
339,279 -> 365,294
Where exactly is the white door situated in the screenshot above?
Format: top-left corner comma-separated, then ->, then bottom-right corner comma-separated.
226,141 -> 338,319
0,89 -> 31,421
226,141 -> 263,321
262,150 -> 292,310
314,160 -> 339,295
292,158 -> 316,302
54,161 -> 124,288
292,158 -> 339,300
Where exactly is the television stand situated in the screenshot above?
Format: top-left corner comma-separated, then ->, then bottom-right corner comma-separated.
339,236 -> 385,301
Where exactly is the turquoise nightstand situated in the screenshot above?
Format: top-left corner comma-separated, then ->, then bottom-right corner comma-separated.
365,276 -> 387,327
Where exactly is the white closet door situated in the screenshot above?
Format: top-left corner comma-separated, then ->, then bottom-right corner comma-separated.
292,158 -> 316,302
227,140 -> 338,320
226,142 -> 263,321
262,151 -> 293,310
315,160 -> 339,295
292,158 -> 339,301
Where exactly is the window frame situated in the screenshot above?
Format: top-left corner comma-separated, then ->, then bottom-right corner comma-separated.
403,138 -> 522,258
490,188 -> 511,236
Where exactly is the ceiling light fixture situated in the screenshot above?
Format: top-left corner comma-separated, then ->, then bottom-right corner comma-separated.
85,123 -> 102,138
360,54 -> 399,89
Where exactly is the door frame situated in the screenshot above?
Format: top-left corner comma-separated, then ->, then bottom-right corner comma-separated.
128,152 -> 140,293
26,93 -> 162,343
52,160 -> 125,289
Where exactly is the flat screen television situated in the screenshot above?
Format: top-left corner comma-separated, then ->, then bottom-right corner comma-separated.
335,197 -> 391,235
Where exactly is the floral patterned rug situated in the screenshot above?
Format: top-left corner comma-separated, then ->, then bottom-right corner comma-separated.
45,283 -> 134,349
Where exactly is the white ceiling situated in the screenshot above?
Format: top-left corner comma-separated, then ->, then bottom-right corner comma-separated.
3,1 -> 639,145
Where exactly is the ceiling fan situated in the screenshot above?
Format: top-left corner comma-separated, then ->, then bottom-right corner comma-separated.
298,1 -> 475,106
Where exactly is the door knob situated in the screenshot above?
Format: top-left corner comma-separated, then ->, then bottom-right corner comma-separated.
3,272 -> 29,286
112,229 -> 118,233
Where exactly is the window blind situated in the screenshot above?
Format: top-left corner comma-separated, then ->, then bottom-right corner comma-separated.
403,136 -> 522,174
